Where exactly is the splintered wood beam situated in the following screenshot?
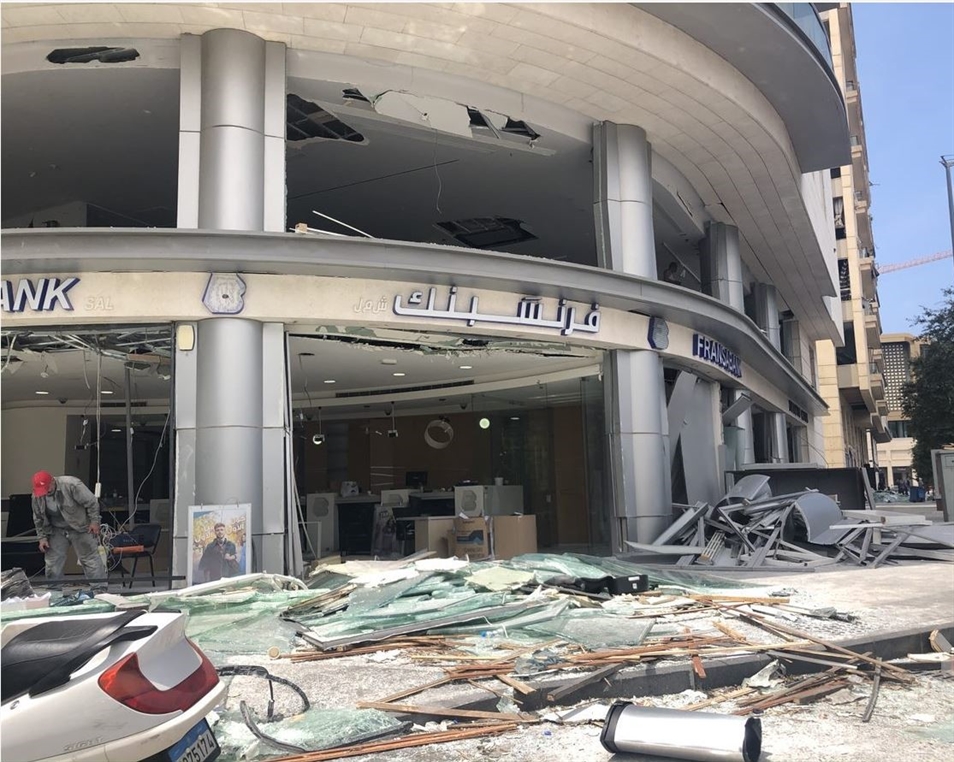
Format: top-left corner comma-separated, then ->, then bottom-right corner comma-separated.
355,701 -> 537,723
545,663 -> 624,704
375,676 -> 454,704
497,673 -> 536,696
268,722 -> 518,762
732,611 -> 914,682
683,686 -> 756,711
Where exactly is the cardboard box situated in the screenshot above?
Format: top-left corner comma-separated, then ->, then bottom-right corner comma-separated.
448,517 -> 490,560
491,515 -> 537,560
414,517 -> 456,557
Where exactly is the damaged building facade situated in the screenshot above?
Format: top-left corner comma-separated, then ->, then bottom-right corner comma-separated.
1,3 -> 852,576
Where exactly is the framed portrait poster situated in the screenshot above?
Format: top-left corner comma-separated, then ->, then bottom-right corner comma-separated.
187,504 -> 252,586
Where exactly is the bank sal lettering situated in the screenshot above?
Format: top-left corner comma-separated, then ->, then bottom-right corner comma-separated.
0,277 -> 79,312
393,286 -> 600,336
692,333 -> 743,379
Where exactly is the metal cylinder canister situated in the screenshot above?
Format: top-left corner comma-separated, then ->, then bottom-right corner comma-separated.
600,703 -> 762,762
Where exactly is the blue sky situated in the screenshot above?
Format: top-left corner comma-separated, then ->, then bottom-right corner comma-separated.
853,3 -> 954,334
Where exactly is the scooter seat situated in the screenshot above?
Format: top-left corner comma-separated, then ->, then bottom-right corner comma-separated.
1,610 -> 157,703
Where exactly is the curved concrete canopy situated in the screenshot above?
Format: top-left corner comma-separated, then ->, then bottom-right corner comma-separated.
0,3 -> 842,342
638,2 -> 849,173
1,228 -> 828,416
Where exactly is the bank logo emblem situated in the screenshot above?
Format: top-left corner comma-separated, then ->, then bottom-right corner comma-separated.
202,273 -> 246,315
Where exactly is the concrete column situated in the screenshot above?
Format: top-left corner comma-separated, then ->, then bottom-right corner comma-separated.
594,122 -> 657,277
702,222 -> 744,310
770,413 -> 789,463
753,283 -> 787,463
604,350 -> 671,546
704,222 -> 753,464
594,122 -> 670,547
195,319 -> 263,504
174,29 -> 289,579
753,283 -> 780,350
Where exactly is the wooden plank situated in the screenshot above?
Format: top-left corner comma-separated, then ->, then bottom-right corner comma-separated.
375,676 -> 454,704
546,663 -> 623,704
355,701 -> 537,723
930,629 -> 954,653
497,673 -> 536,696
691,654 -> 707,679
269,723 -> 517,762
733,611 -> 913,682
684,686 -> 756,711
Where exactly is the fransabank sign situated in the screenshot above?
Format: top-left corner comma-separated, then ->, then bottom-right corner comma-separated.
1,277 -> 80,312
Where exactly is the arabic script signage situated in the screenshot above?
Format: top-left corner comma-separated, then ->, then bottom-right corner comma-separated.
391,286 -> 601,336
1,277 -> 80,312
692,332 -> 742,379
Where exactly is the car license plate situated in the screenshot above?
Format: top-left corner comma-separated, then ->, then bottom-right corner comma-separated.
165,719 -> 220,762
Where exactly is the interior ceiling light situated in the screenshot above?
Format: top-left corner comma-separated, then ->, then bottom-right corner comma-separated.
459,365 -> 473,370
510,416 -> 520,421
35,390 -> 50,395
479,417 -> 491,430
393,372 -> 406,377
381,359 -> 398,365
101,390 -> 114,395
323,379 -> 336,384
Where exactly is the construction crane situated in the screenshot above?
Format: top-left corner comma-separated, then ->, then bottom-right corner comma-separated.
877,250 -> 952,274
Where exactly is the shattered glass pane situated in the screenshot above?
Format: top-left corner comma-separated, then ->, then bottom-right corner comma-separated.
525,611 -> 654,649
214,708 -> 404,760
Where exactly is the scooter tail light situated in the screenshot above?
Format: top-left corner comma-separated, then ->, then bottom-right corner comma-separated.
97,639 -> 219,715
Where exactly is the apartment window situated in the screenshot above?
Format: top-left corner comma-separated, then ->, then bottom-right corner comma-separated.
809,346 -> 817,389
854,190 -> 864,202
830,167 -> 842,179
850,135 -> 861,147
836,323 -> 857,366
846,80 -> 857,91
833,196 -> 846,240
838,258 -> 851,300
888,420 -> 910,438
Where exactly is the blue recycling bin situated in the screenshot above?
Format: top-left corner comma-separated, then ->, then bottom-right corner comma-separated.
909,486 -> 926,502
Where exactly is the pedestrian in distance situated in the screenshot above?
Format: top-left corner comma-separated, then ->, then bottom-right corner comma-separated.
31,471 -> 107,593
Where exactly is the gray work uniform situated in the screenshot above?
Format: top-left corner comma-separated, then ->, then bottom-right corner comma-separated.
31,475 -> 107,592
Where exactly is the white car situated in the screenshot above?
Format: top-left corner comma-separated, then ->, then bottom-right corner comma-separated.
1,610 -> 225,762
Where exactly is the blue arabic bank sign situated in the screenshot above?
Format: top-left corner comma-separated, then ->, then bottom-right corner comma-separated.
692,333 -> 742,379
1,277 -> 80,312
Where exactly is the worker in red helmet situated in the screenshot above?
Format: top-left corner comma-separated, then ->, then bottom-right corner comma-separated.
31,471 -> 107,593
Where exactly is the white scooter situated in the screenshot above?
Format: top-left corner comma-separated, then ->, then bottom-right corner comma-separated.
1,609 -> 225,762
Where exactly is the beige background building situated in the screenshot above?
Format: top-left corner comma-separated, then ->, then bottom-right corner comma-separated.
876,333 -> 926,487
815,2 -> 890,468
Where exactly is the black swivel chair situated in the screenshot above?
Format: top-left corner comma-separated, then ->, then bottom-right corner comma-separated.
113,523 -> 162,589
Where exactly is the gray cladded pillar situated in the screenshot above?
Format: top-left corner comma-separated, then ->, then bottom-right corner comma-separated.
704,222 -> 754,465
173,29 -> 288,583
594,123 -> 671,548
754,283 -> 789,463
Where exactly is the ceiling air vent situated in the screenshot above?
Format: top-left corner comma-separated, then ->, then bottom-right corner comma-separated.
287,94 -> 364,143
47,47 -> 140,64
436,217 -> 537,249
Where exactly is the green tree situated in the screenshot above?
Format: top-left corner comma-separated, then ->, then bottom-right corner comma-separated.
901,287 -> 954,486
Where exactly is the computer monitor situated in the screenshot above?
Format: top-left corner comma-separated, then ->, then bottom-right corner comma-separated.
405,470 -> 428,489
